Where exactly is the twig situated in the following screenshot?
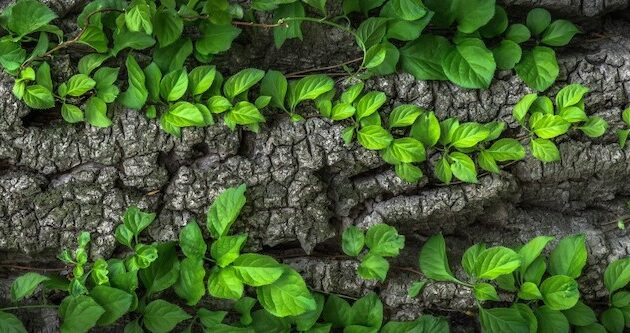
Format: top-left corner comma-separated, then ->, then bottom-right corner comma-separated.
285,57 -> 363,78
0,264 -> 66,272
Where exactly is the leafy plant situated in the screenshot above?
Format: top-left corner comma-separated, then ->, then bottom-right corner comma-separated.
512,84 -> 608,162
416,232 -> 630,332
342,224 -> 405,281
616,106 -> 630,149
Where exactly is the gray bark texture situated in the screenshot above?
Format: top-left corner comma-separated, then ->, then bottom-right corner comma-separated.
1,0 -> 630,332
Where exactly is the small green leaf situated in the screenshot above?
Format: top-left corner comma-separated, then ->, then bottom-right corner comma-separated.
556,84 -> 589,110
160,69 -> 189,102
207,184 -> 247,238
6,0 -> 57,37
0,311 -> 27,333
601,308 -> 625,333
84,96 -> 112,128
357,126 -> 393,150
223,68 -> 265,101
579,116 -> 608,138
395,163 -> 423,183
153,8 -> 183,48
540,275 -> 580,310
530,138 -> 560,162
173,257 -> 206,306
356,17 -> 388,50
197,23 -> 241,55
518,282 -> 542,300
410,111 -> 440,147
604,258 -> 630,293
493,40 -> 522,70
118,55 -> 148,109
449,152 -> 477,183
23,85 -> 54,109
542,20 -> 580,47
389,138 -> 426,163
211,234 -> 247,267
256,268 -> 317,317
322,295 -> 352,328
289,74 -> 335,110
527,8 -> 552,35
532,114 -> 570,139
407,280 -> 427,298
226,101 -> 265,126
59,295 -> 105,333
358,253 -> 389,281
487,139 -> 526,161
561,301 -> 597,327
455,0 -> 495,34
123,206 -> 156,236
232,253 -> 284,286
342,226 -> 365,257
462,243 -> 486,276
474,246 -> 521,280
363,44 -> 387,69
365,224 -> 405,257
535,306 -> 570,333
434,156 -> 453,184
188,65 -> 216,96
400,35 -> 451,81
479,307 -> 529,333
451,122 -> 490,149
389,104 -> 422,128
179,221 -> 207,259
11,273 -> 49,302
207,266 -> 244,300
515,46 -> 559,91
506,24 -> 532,43
549,234 -> 587,278
90,286 -> 133,325
442,38 -> 496,89
419,234 -> 460,283
143,300 -> 192,333
61,104 -> 84,123
261,70 -> 288,110
474,282 -> 500,302
208,96 -> 232,114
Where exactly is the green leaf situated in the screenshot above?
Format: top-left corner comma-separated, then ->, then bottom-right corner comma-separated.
493,40 -> 522,70
153,38 -> 192,73
486,139 -> 525,162
0,311 -> 27,333
356,17 -> 388,50
534,306 -> 570,333
479,6 -> 508,38
400,35 -> 451,81
208,96 -> 232,114
462,243 -> 486,276
211,234 -> 247,267
179,221 -> 207,259
207,184 -> 247,238
357,126 -> 393,150
365,224 -> 405,257
23,85 -> 54,109
388,0 -> 427,20
207,266 -> 244,299
363,44 -> 387,69
232,253 -> 284,286
61,103 -> 84,123
395,163 -> 423,183
449,152 -> 477,183
442,38 -> 496,89
530,138 -> 560,162
78,26 -> 108,53
575,323 -> 607,333
358,253 -> 389,281
322,295 -> 352,328
196,23 -> 241,55
518,235 -> 554,276
532,114 -> 570,139
223,68 -> 265,101
59,295 -> 105,333
604,258 -> 630,293
342,126 -> 356,144
118,55 -> 148,109
540,275 -> 580,310
90,286 -> 133,325
11,273 -> 49,302
612,291 -> 630,307
542,20 -> 579,47
143,300 -> 192,333
84,96 -> 111,128
407,281 -> 427,298
549,234 -> 587,278
250,309 -> 292,332
257,268 -> 317,317
112,31 -> 155,55
455,0 -> 495,34
527,8 -> 552,36
0,40 -> 26,72
125,0 -> 153,34
389,138 -> 426,163
226,101 -> 265,126
188,65 -> 216,96
138,243 -> 180,294
291,292 -> 325,331
77,54 -> 109,75
559,106 -> 588,123
434,156 -> 453,184
474,246 -> 521,280
350,292 -> 383,328
561,301 -> 597,327
617,129 -> 630,149
369,42 -> 400,76
556,84 -> 589,110
153,8 -> 183,48
260,70 -> 288,110
290,75 -> 335,110
6,0 -> 57,37
579,116 -> 608,138
517,281 -> 542,300
160,69 -> 189,102
419,234 -> 460,283
478,151 -> 499,174
601,308 -> 625,333
342,226 -> 365,257
506,24 -> 532,43
389,105 -> 421,128
513,93 -> 537,125
479,307 -> 529,333
474,282 -> 500,302
341,82 -> 365,104
123,206 -> 156,236
273,2 -> 305,48
174,257 -> 206,306
515,46 -> 559,91
197,308 -> 228,328
451,122 -> 490,149
410,111 -> 440,147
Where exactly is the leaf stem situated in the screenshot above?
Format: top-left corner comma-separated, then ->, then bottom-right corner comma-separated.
0,304 -> 58,311
279,17 -> 362,52
285,57 -> 363,78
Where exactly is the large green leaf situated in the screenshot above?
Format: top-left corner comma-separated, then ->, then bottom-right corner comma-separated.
479,307 -> 529,333
257,268 -> 316,317
232,253 -> 284,286
357,126 -> 393,150
548,234 -> 587,278
0,311 -> 27,333
90,286 -> 133,325
59,295 -> 105,333
540,275 -> 580,310
474,246 -> 521,280
143,300 -> 192,333
173,257 -> 206,306
456,0 -> 495,34
419,234 -> 460,283
207,184 -> 247,238
10,273 -> 49,302
400,35 -> 451,81
223,68 -> 265,101
515,46 -> 559,91
6,0 -> 57,37
442,38 -> 496,89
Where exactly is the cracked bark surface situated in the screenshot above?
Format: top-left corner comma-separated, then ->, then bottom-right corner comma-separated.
1,0 -> 630,331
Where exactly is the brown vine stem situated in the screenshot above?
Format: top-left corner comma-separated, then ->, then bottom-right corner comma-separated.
285,57 -> 363,78
23,8 -> 124,67
0,264 -> 66,272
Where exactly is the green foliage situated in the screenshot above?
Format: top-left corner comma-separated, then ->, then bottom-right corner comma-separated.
513,84 -> 607,163
341,224 -> 404,281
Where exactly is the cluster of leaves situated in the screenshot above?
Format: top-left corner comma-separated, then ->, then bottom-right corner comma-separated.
513,83 -> 608,162
616,107 -> 630,148
417,233 -> 630,332
341,224 -> 405,281
312,80 -> 526,183
2,185 -> 446,333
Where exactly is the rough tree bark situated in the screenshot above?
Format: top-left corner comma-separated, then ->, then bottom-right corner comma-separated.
0,0 -> 629,332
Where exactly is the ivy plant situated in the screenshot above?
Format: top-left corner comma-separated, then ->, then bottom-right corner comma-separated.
513,83 -> 608,162
341,224 -> 405,281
